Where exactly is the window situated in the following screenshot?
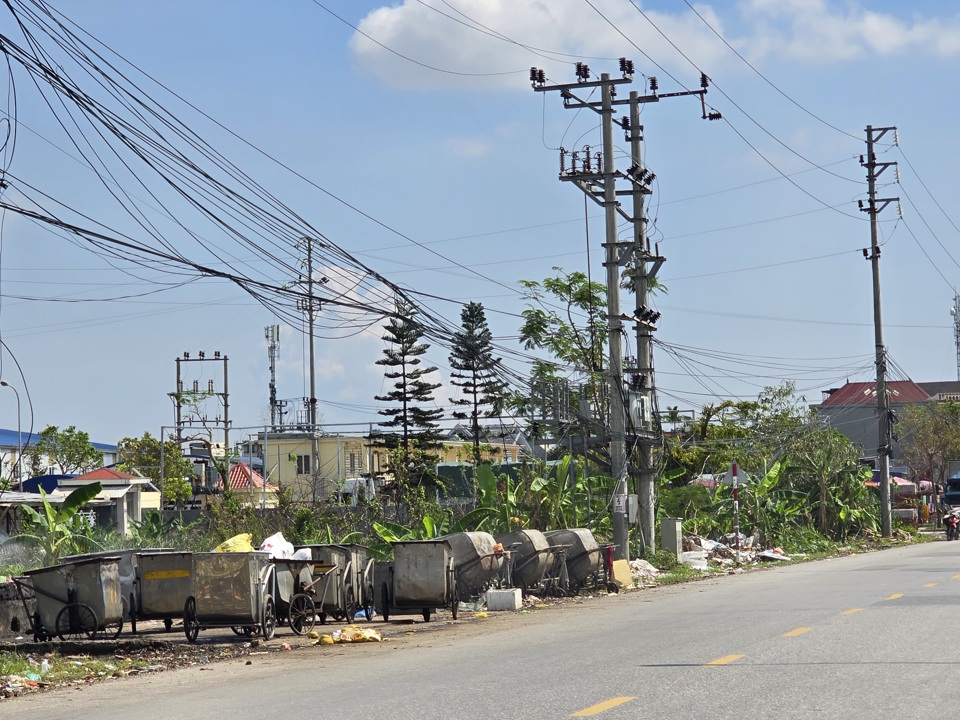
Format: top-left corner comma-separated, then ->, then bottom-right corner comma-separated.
296,454 -> 311,475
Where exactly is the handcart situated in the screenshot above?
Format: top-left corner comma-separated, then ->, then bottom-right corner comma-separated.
439,531 -> 504,601
295,544 -> 360,624
16,556 -> 124,641
182,552 -> 276,643
130,551 -> 194,634
269,557 -> 337,635
544,528 -> 602,594
338,544 -> 376,621
60,548 -> 175,631
496,529 -> 570,597
380,540 -> 459,623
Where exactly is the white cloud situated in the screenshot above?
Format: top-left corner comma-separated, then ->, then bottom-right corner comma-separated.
742,0 -> 960,63
350,1 -> 960,89
351,0 -> 729,90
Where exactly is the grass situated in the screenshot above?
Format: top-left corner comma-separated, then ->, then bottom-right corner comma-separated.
0,649 -> 154,691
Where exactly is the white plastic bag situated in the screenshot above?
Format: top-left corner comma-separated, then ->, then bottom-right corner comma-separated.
259,531 -> 294,558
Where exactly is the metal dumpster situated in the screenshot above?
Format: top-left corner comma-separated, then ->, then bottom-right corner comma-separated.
381,540 -> 458,623
183,551 -> 275,642
25,556 -> 124,640
496,529 -> 552,590
133,551 -> 194,633
295,544 -> 351,622
61,548 -> 174,626
439,531 -> 503,600
544,528 -> 600,590
337,543 -> 375,620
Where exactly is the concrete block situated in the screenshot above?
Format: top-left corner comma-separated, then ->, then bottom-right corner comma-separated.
484,588 -> 522,611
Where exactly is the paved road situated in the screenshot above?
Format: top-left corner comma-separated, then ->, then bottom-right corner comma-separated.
12,541 -> 960,719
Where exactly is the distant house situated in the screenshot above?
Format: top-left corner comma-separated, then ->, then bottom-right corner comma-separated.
812,380 -> 960,463
0,427 -> 118,487
217,461 -> 279,509
49,467 -> 156,537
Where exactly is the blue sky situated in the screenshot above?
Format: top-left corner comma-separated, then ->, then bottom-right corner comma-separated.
0,0 -> 959,448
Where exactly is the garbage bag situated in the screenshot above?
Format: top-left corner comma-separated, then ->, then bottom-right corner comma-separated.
259,532 -> 294,559
215,533 -> 254,553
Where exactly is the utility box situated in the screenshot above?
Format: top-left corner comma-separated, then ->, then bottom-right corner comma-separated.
661,517 -> 683,561
627,494 -> 639,524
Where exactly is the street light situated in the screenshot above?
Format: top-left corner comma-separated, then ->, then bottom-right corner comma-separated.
0,381 -> 22,491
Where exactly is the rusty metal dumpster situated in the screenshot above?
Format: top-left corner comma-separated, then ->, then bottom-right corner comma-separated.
295,544 -> 351,623
23,556 -> 124,640
496,529 -> 554,593
439,531 -> 503,600
544,528 -> 601,591
183,551 -> 276,642
380,540 -> 458,623
338,544 -> 375,620
132,551 -> 194,633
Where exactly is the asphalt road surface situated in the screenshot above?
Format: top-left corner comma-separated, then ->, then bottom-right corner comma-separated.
11,541 -> 960,719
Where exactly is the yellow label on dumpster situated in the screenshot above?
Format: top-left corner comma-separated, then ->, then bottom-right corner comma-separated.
144,569 -> 191,581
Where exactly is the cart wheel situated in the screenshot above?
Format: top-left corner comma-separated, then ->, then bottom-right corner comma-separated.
422,608 -> 431,623
56,602 -> 97,641
32,611 -> 47,642
451,578 -> 459,621
129,593 -> 138,635
344,585 -> 357,622
96,617 -> 124,641
261,595 -> 277,640
288,593 -> 316,635
381,583 -> 390,623
183,596 -> 200,643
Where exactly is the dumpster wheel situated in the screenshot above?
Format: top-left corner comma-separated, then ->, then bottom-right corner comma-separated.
288,593 -> 316,635
183,596 -> 200,643
261,595 -> 277,640
96,616 -> 123,641
381,582 -> 390,622
56,602 -> 97,641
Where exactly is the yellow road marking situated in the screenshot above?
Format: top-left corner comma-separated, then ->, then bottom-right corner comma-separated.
885,593 -> 903,600
841,608 -> 862,615
571,697 -> 637,717
705,654 -> 744,666
924,583 -> 939,588
783,627 -> 811,637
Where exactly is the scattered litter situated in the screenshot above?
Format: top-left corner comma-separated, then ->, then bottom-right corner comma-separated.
330,625 -> 381,643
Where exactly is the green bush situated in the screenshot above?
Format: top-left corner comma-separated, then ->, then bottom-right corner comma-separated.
641,547 -> 679,571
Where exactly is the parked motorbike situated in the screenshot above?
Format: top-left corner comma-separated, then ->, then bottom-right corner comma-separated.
946,513 -> 960,541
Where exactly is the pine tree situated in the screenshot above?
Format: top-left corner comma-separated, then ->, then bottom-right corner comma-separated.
374,302 -> 444,471
449,302 -> 507,464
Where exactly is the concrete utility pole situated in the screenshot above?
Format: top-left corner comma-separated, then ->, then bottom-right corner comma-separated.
296,237 -> 326,503
860,124 -> 899,538
533,61 -> 716,557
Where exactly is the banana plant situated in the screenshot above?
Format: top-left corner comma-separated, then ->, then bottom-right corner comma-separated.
17,482 -> 103,564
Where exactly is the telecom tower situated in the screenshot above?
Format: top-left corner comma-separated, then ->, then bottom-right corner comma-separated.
952,293 -> 960,381
265,325 -> 280,429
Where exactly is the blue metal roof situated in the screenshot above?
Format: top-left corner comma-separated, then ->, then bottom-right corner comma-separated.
0,427 -> 117,452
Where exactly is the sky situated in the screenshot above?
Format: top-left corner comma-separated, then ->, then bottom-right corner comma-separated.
0,0 -> 959,449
